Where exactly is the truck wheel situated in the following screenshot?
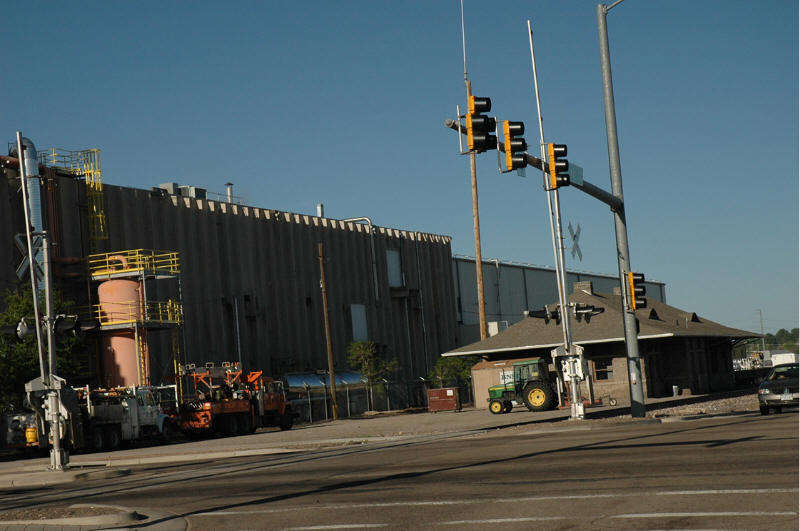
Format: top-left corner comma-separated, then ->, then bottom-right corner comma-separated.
523,382 -> 556,412
104,426 -> 121,451
489,399 -> 505,415
503,401 -> 513,413
89,426 -> 105,453
225,415 -> 239,437
238,414 -> 251,435
160,421 -> 173,443
760,406 -> 770,415
279,409 -> 294,431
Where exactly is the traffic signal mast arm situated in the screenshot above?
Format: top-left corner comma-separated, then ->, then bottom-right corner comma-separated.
445,120 -> 622,211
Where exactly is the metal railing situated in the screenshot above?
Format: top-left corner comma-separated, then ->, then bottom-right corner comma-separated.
88,249 -> 180,279
39,148 -> 107,249
93,299 -> 182,327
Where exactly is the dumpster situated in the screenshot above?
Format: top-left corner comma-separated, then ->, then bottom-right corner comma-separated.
427,388 -> 461,412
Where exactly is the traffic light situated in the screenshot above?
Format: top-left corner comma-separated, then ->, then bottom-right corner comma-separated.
547,143 -> 569,189
53,315 -> 100,337
0,317 -> 37,341
502,121 -> 527,171
524,305 -> 561,324
626,272 -> 647,310
466,96 -> 496,152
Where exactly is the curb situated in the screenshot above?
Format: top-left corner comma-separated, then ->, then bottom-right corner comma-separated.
0,503 -> 144,527
0,467 -> 130,489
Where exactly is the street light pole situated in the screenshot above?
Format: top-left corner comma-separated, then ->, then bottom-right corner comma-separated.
597,1 -> 645,417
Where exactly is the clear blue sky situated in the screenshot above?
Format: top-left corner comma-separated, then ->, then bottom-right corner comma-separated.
4,1 -> 797,334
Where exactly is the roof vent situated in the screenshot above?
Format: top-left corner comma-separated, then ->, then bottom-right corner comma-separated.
648,308 -> 661,321
573,281 -> 594,295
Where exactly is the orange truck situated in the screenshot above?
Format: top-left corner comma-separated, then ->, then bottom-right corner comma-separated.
179,363 -> 295,437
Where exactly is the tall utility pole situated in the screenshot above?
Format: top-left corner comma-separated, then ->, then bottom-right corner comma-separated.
318,243 -> 339,420
467,83 -> 488,340
461,1 -> 488,340
597,0 -> 645,418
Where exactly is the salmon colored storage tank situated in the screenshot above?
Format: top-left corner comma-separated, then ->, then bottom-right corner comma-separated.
97,279 -> 142,323
98,279 -> 146,386
101,331 -> 146,387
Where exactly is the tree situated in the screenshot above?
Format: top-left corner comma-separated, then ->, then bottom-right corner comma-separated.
346,341 -> 398,382
764,328 -> 799,353
428,356 -> 479,388
0,287 -> 90,413
346,340 -> 397,410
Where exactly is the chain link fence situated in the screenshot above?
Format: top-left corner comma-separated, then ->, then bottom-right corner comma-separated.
286,377 -> 474,425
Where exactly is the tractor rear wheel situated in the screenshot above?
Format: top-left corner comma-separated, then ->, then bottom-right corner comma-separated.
522,381 -> 555,412
489,399 -> 504,415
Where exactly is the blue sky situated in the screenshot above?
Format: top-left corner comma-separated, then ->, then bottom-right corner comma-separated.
4,1 -> 797,334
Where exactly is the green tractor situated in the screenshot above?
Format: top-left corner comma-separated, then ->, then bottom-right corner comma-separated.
487,358 -> 559,414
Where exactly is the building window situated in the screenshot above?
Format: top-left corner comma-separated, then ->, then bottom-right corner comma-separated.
593,358 -> 614,381
351,303 -> 368,342
386,249 -> 405,287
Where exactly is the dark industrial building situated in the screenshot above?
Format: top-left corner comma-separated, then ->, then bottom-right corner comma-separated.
1,147 -> 458,386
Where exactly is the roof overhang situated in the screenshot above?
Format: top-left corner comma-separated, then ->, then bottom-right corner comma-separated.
441,333 -> 676,358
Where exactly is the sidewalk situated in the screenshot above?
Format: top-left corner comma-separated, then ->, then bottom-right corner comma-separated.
0,389 -> 758,490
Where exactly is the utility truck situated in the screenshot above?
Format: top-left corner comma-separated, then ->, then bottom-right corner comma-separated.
180,362 -> 295,437
25,378 -> 178,452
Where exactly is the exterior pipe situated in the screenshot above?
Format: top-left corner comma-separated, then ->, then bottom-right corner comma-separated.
341,217 -> 379,302
18,137 -> 44,236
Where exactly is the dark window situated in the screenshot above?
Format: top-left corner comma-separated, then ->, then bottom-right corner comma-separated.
593,358 -> 614,381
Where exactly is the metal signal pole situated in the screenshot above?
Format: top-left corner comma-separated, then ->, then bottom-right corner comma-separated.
527,21 -> 584,420
597,1 -> 645,417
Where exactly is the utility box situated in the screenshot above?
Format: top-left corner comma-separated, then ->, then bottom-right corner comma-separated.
427,388 -> 461,412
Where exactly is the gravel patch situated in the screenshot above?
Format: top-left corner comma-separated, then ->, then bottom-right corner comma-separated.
647,394 -> 760,418
0,505 -> 123,521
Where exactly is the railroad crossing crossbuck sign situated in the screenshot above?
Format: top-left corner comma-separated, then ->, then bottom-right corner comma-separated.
14,233 -> 44,280
568,222 -> 582,262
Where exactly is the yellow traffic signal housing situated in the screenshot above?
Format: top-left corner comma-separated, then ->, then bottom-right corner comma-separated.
547,143 -> 569,189
466,95 -> 496,152
627,271 -> 647,310
503,121 -> 527,171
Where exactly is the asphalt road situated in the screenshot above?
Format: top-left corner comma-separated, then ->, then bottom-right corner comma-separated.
0,411 -> 797,530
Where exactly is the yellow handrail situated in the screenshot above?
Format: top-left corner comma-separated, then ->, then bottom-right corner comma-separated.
93,299 -> 183,327
88,249 -> 180,278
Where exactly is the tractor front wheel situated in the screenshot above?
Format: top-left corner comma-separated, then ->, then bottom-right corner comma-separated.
522,382 -> 555,412
489,399 -> 505,415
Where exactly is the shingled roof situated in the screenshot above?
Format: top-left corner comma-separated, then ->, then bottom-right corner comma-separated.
443,284 -> 758,358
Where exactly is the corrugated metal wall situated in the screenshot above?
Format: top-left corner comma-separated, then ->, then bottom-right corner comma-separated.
453,256 -> 667,345
25,176 -> 458,384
